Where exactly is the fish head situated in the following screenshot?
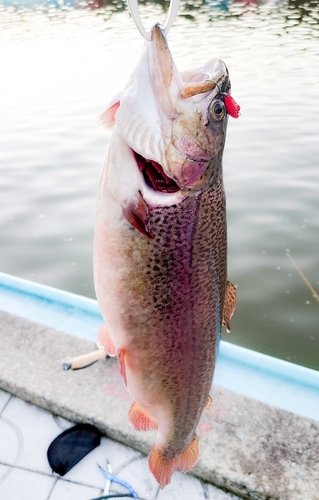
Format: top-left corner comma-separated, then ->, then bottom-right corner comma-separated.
148,25 -> 231,192
169,60 -> 230,191
99,25 -> 235,208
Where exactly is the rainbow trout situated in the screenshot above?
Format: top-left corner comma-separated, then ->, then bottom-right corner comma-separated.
94,25 -> 238,488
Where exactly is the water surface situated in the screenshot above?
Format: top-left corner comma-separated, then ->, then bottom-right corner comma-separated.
0,0 -> 318,369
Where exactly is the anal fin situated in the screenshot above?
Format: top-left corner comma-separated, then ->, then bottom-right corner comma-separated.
128,402 -> 158,431
149,446 -> 175,490
222,281 -> 236,333
149,435 -> 198,489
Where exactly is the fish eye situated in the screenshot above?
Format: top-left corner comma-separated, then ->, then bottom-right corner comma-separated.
211,100 -> 225,120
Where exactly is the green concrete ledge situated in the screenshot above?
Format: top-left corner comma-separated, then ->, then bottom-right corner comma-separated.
0,310 -> 318,499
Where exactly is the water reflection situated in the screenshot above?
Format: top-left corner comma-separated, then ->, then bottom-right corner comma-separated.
2,0 -> 319,35
283,0 -> 319,33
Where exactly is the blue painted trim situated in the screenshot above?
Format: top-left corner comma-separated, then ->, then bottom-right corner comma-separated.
0,272 -> 100,315
0,272 -> 103,341
219,341 -> 319,391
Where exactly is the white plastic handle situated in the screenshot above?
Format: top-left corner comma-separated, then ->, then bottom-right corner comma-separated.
127,0 -> 181,41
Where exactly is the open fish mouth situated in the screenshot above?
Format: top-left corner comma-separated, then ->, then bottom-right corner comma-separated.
133,150 -> 180,194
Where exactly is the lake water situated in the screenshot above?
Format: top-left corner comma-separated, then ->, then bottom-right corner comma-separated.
0,0 -> 318,370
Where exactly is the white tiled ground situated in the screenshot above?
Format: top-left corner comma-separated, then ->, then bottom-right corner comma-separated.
0,389 -> 239,500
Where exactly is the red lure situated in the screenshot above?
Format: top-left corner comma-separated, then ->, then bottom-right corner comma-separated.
224,95 -> 241,119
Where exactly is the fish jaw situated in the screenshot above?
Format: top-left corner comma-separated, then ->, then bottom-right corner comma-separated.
148,24 -> 182,121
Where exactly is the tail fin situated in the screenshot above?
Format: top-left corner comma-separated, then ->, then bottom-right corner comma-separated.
148,446 -> 175,489
174,435 -> 199,472
149,435 -> 198,489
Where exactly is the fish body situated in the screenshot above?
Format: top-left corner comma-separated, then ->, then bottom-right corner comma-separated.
94,25 -> 236,488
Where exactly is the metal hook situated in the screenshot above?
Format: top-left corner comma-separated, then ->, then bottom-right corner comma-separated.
127,0 -> 181,41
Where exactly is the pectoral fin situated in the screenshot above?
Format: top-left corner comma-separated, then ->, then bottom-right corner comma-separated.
222,281 -> 236,333
97,325 -> 117,357
97,93 -> 121,129
128,402 -> 158,431
122,191 -> 154,239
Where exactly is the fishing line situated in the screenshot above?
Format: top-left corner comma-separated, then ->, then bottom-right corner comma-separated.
260,184 -> 319,305
286,252 -> 319,304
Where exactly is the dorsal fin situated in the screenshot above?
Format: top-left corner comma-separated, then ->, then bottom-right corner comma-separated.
203,395 -> 212,412
117,348 -> 127,387
223,281 -> 237,333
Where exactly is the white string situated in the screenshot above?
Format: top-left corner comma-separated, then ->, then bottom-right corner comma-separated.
127,0 -> 181,41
